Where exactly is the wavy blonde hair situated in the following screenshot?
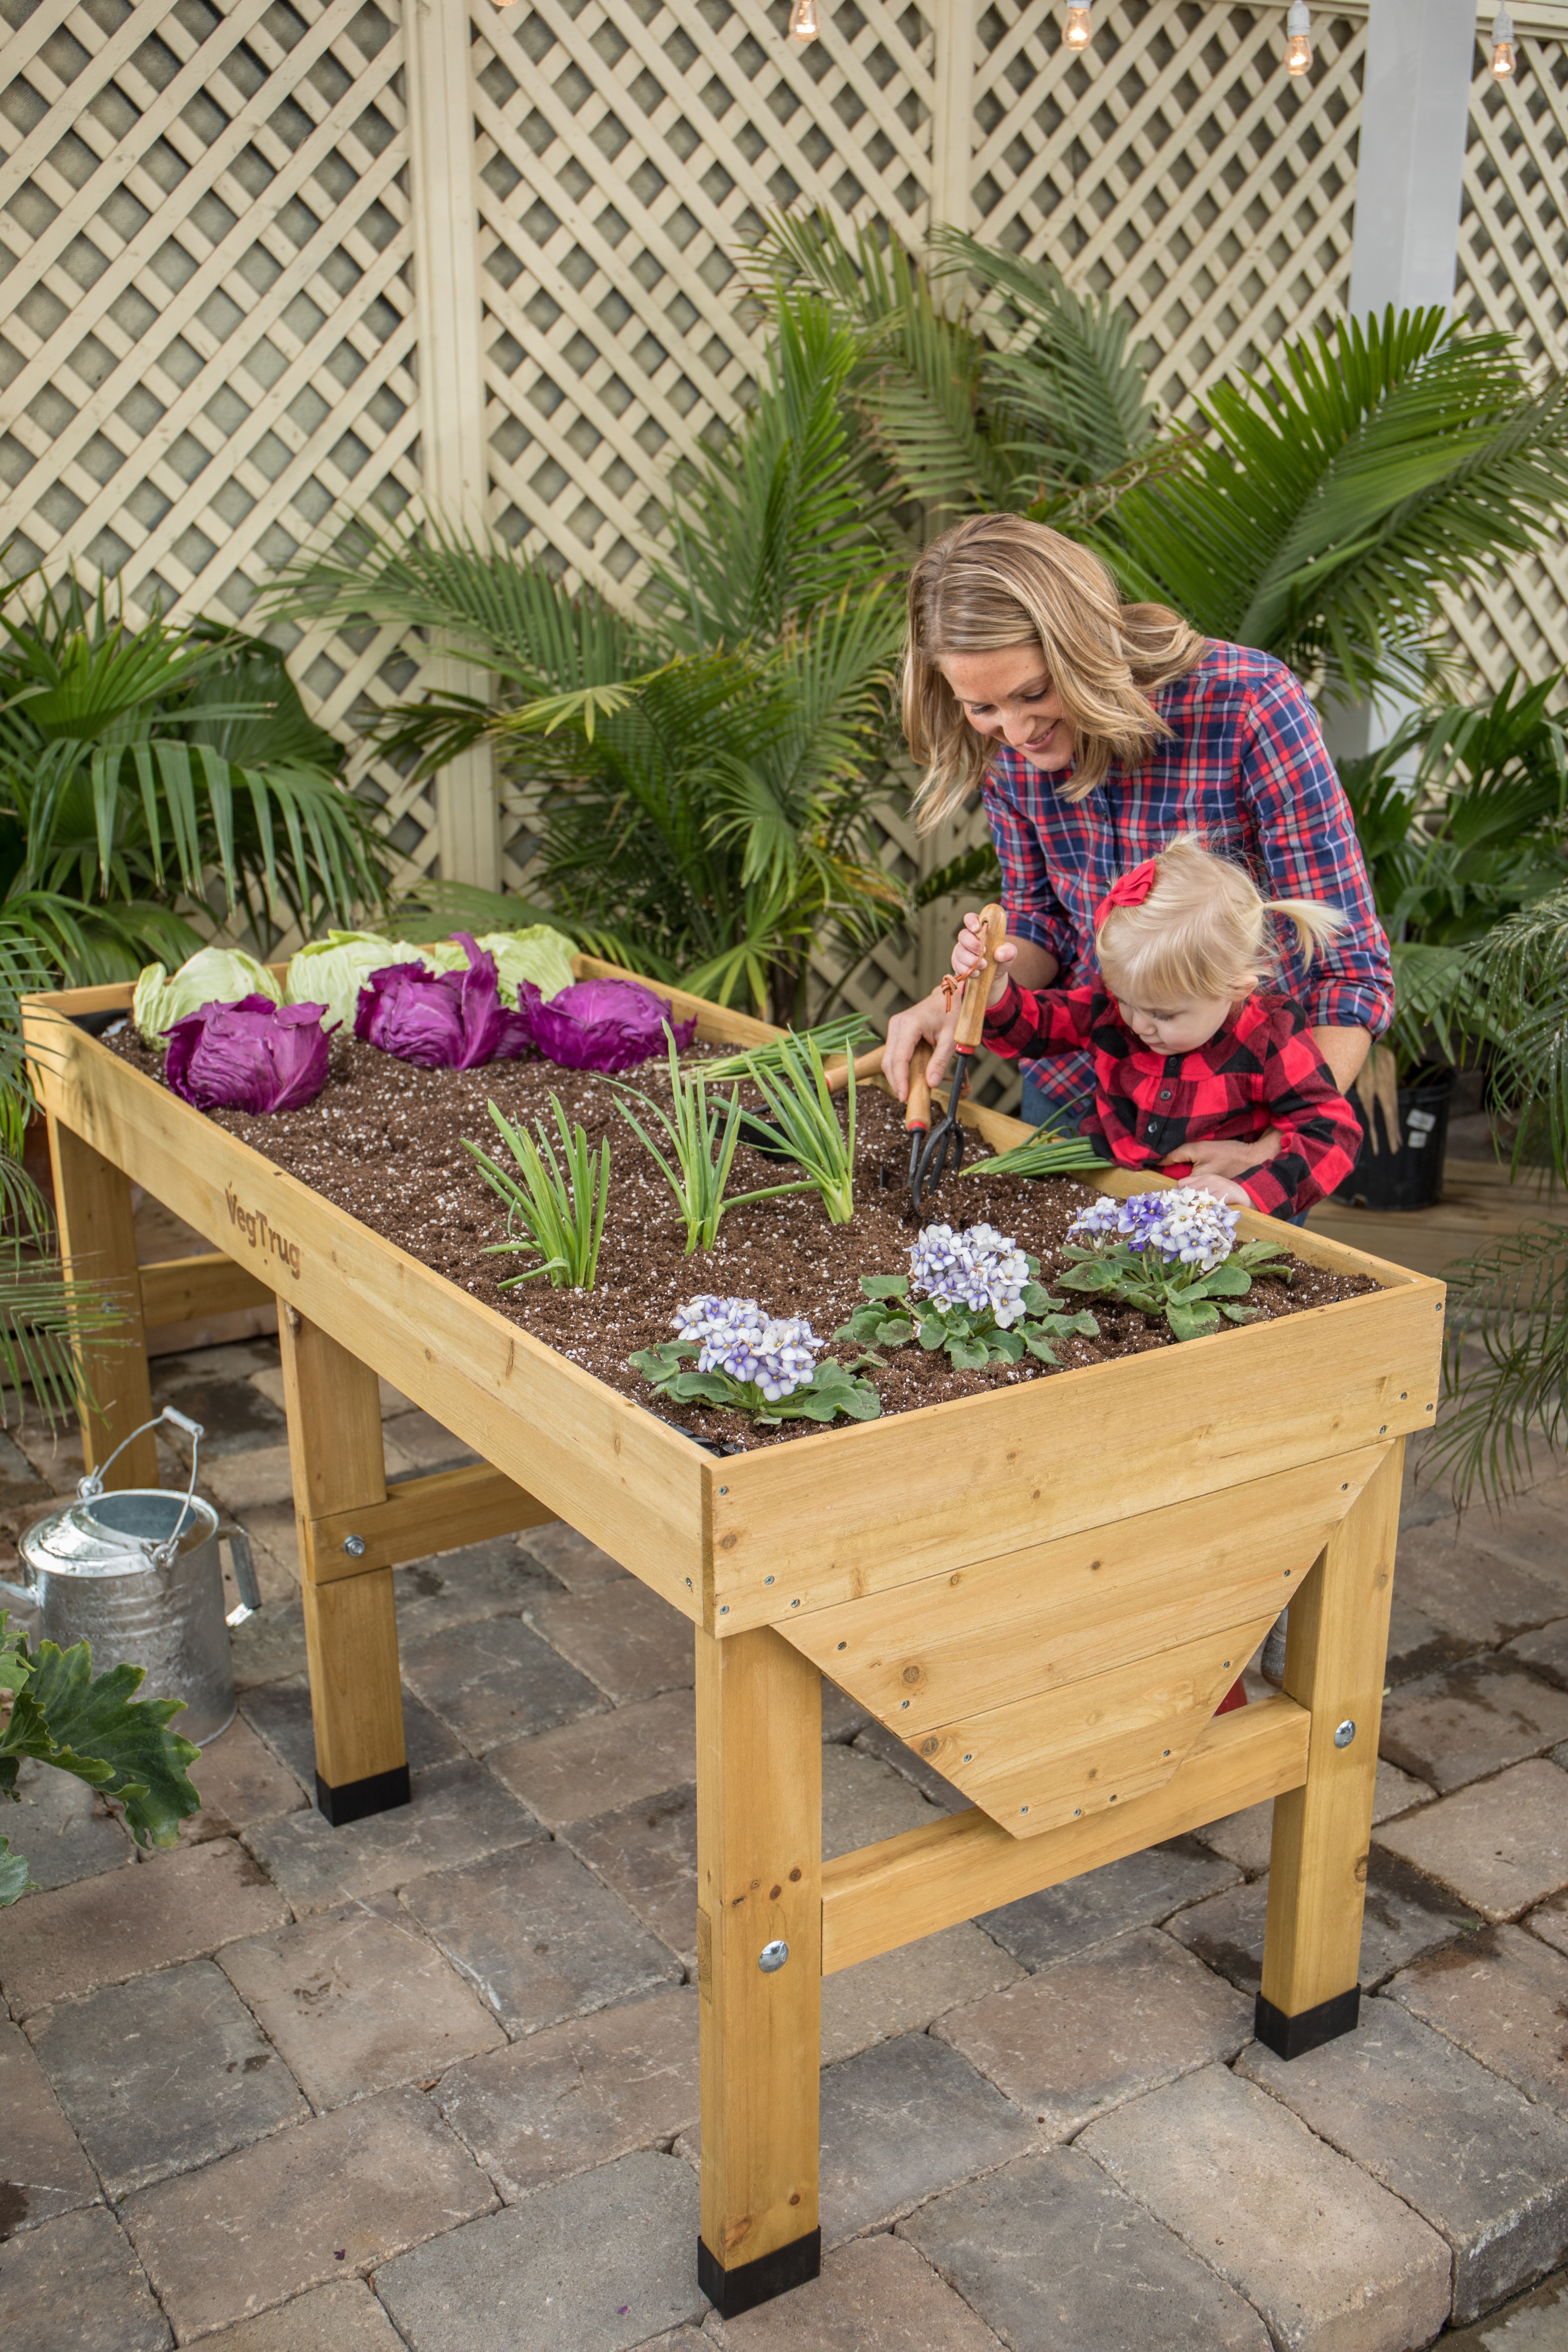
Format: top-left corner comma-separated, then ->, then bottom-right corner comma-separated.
903,516 -> 1205,828
1095,835 -> 1344,1007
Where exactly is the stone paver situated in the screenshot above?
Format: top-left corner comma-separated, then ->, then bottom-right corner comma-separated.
1391,1520 -> 1563,1647
232,1597 -> 311,1691
219,1900 -> 506,2112
391,1540 -> 562,1641
121,2087 -> 495,2341
1373,1759 -> 1568,1920
566,1784 -> 698,1968
29,1958 -> 307,2195
1193,1758 -> 1432,1874
977,1836 -> 1240,1968
517,1524 -> 633,1592
0,1835 -> 288,2016
0,2015 -> 100,2237
821,1678 -> 873,1743
1080,2063 -> 1452,2352
193,2278 -> 406,2350
523,1582 -> 695,1705
937,1925 -> 1252,2140
1239,1996 -> 1568,2324
1438,2270 -> 1568,2349
243,1674 -> 463,1784
436,1987 -> 699,2198
1384,1593 -> 1478,1686
0,2203 -> 171,2352
903,2147 -> 1271,2352
710,2232 -> 1006,2351
2,1754 -> 133,1890
1462,1478 -> 1568,1594
822,1742 -> 945,1859
487,1690 -> 696,1829
1168,1846 -> 1473,1994
184,1714 -> 309,1842
400,1618 -> 604,1754
1526,1890 -> 1568,1956
822,1922 -> 1022,2064
243,1761 -> 539,1915
1388,1924 -> 1568,2114
152,1371 -> 288,1455
1506,1618 -> 1568,1689
373,2149 -> 703,2352
1378,1660 -> 1568,1791
400,1838 -> 681,2035
848,1718 -> 966,1808
817,2030 -> 1034,2244
371,1407 -> 474,1472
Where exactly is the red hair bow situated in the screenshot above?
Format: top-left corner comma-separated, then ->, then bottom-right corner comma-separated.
1093,859 -> 1158,931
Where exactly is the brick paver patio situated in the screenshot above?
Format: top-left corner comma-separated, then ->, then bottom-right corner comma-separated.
3,1331 -> 1567,2350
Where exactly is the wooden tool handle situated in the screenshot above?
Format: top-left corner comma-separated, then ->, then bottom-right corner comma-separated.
954,904 -> 1008,1055
906,1038 -> 932,1132
824,1044 -> 886,1097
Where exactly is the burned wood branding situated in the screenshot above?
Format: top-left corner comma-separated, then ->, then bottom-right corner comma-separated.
223,1185 -> 301,1280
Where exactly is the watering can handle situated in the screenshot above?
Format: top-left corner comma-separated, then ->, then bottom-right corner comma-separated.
78,1407 -> 205,1567
224,1527 -> 262,1625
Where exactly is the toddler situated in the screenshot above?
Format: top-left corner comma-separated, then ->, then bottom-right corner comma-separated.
951,834 -> 1363,1218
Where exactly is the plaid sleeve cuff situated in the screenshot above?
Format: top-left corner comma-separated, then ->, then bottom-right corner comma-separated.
1306,979 -> 1393,1040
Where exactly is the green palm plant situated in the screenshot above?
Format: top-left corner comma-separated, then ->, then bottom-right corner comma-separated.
0,574 -> 390,983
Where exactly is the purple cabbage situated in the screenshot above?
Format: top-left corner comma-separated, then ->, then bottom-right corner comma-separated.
163,996 -> 334,1114
517,977 -> 697,1073
353,934 -> 534,1069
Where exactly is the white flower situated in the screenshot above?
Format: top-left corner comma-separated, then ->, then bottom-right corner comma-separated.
1066,1190 -> 1238,1275
672,1295 -> 825,1400
908,1222 -> 1031,1326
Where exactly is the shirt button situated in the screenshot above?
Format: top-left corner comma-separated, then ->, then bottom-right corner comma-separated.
1159,1088 -> 1172,1100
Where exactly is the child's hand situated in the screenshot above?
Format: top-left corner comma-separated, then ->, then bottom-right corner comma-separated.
951,910 -> 1017,1010
1175,1174 -> 1253,1212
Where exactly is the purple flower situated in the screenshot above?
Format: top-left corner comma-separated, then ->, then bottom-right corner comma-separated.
517,977 -> 697,1074
163,996 -> 334,1114
354,934 -> 534,1069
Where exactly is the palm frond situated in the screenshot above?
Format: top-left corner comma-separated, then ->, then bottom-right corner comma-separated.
1430,1224 -> 1568,1509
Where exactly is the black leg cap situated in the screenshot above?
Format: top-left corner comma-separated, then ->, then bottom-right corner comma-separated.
1254,1984 -> 1360,2060
698,2230 -> 820,2317
315,1764 -> 411,1826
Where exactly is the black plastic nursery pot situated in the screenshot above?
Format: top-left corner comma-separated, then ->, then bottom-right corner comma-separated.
1333,1065 -> 1453,1212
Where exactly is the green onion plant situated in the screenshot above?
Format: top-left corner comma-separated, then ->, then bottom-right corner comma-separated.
966,1125 -> 1107,1180
701,1017 -> 864,1085
465,1097 -> 610,1289
614,1028 -> 812,1253
742,1032 -> 859,1224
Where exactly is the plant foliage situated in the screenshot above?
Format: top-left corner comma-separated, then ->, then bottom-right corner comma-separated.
630,1339 -> 881,1425
465,1097 -> 610,1288
834,1266 -> 1096,1372
741,1031 -> 859,1223
612,1028 -> 813,1252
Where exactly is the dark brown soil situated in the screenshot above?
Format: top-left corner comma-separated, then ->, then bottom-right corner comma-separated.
107,1027 -> 1376,1451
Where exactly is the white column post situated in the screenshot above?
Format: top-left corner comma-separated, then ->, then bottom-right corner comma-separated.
929,0 -> 977,244
1326,0 -> 1478,760
402,0 -> 501,892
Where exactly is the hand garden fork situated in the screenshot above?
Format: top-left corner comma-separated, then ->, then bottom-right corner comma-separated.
910,903 -> 1007,1211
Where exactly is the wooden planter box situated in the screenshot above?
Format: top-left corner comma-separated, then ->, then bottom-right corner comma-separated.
25,971 -> 1444,2318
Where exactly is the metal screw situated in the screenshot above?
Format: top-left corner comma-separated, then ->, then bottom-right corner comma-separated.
764,1575 -> 774,1585
720,1605 -> 729,1615
1283,1569 -> 1291,1578
1109,1794 -> 1117,1802
1334,1718 -> 1356,1748
759,1940 -> 789,1973
1379,1424 -> 1386,1434
1162,1748 -> 1170,1758
343,1534 -> 366,1557
719,1485 -> 728,1494
1073,1808 -> 1081,1818
1020,1805 -> 1029,1814
962,1752 -> 972,1763
901,1700 -> 910,1709
837,1642 -> 847,1651
1222,1660 -> 1230,1669
1400,1391 -> 1407,1400
791,1599 -> 799,1608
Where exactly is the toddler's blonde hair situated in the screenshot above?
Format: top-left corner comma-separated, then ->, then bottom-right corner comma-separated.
1095,835 -> 1344,1007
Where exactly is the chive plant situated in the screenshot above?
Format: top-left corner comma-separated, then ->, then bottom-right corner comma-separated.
614,1029 -> 812,1253
966,1125 -> 1106,1180
742,1032 -> 858,1224
702,1017 -> 864,1085
465,1096 -> 610,1289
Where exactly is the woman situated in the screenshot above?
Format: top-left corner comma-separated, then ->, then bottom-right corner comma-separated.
884,516 -> 1392,1191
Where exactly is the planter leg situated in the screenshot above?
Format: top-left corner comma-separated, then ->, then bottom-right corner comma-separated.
1256,1440 -> 1404,2059
278,1306 -> 406,1825
47,1118 -> 156,1487
696,1623 -> 822,2317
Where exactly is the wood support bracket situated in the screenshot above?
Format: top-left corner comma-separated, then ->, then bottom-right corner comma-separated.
303,1460 -> 559,1583
138,1251 -> 273,1327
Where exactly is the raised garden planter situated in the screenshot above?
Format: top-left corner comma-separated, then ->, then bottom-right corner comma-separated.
26,962 -> 1444,2319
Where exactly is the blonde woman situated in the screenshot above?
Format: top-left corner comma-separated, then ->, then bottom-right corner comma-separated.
884,517 -> 1392,1191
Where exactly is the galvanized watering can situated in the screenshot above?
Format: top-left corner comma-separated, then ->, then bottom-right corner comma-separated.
5,1407 -> 260,1745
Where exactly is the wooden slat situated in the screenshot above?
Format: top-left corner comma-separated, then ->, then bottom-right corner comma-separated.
780,1444 -> 1388,1734
138,1252 -> 274,1328
47,1117 -> 157,1488
821,1693 -> 1311,1973
303,1461 -> 558,1583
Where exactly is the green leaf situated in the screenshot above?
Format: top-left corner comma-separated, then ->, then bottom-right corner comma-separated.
833,1308 -> 888,1345
1,1638 -> 201,1849
987,1327 -> 1025,1364
874,1315 -> 914,1346
1020,1328 -> 1061,1363
861,1274 -> 910,1301
1202,1264 -> 1254,1297
0,1833 -> 35,1909
1057,1261 -> 1119,1293
1165,1300 -> 1221,1342
1220,1303 -> 1258,1323
916,1313 -> 950,1352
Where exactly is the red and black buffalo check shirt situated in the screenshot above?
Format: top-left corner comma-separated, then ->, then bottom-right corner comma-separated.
983,641 -> 1394,1123
982,979 -> 1364,1217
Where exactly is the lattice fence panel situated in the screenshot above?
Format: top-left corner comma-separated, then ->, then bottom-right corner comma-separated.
0,0 -> 442,902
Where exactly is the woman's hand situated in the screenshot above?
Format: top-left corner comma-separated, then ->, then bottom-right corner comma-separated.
951,910 -> 1018,1009
884,988 -> 961,1098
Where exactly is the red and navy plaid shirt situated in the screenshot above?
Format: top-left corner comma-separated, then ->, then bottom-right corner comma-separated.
983,641 -> 1393,1121
983,979 -> 1363,1217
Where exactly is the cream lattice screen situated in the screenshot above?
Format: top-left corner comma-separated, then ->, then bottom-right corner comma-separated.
4,0 -> 1567,1020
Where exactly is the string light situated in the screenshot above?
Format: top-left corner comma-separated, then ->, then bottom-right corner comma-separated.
1062,4 -> 1092,49
788,0 -> 819,39
1285,1 -> 1311,74
1490,2 -> 1516,77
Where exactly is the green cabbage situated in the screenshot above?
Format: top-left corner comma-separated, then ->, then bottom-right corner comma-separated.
284,932 -> 458,1029
473,927 -> 576,1003
133,948 -> 282,1046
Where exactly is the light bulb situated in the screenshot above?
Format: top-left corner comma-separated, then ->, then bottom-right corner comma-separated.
1285,0 -> 1311,74
1491,3 -> 1516,75
789,0 -> 818,39
1062,5 -> 1092,49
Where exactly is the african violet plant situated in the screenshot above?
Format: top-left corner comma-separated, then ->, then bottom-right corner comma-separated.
1057,1192 -> 1290,1341
631,1296 -> 882,1425
836,1223 -> 1099,1372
